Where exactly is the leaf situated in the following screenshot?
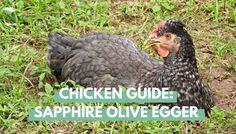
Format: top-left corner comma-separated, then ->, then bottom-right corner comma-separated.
0,67 -> 10,76
152,5 -> 161,13
66,80 -> 77,87
39,73 -> 45,81
161,3 -> 174,11
38,92 -> 45,97
38,82 -> 44,89
78,21 -> 88,27
59,1 -> 65,9
3,7 -> 16,14
16,0 -> 25,9
45,83 -> 53,94
0,48 -> 3,58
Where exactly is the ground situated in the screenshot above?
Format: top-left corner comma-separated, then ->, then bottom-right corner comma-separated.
0,0 -> 235,133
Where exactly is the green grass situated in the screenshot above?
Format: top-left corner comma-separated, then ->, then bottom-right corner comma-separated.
0,0 -> 236,133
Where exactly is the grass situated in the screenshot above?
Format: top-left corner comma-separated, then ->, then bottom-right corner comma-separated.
0,0 -> 236,133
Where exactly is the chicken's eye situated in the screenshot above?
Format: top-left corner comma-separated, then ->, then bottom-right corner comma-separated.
165,33 -> 171,39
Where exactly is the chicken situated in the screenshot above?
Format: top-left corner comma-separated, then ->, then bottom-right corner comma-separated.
46,19 -> 214,114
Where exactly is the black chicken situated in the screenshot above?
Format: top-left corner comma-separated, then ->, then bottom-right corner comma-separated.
46,20 -> 214,114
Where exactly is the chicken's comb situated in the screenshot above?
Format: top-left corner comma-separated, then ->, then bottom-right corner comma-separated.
149,20 -> 165,38
150,20 -> 185,38
157,20 -> 166,29
165,19 -> 185,28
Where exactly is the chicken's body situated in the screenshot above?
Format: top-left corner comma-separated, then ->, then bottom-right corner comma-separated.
46,20 -> 215,114
47,32 -> 163,88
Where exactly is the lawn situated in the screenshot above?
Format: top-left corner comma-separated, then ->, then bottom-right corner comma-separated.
0,0 -> 236,133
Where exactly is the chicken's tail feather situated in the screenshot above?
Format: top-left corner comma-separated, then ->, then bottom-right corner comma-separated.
46,32 -> 78,78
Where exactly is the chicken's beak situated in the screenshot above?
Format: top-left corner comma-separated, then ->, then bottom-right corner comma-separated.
144,39 -> 161,50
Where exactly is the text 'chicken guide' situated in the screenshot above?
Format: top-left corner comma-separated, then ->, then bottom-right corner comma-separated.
56,87 -> 176,102
28,87 -> 205,121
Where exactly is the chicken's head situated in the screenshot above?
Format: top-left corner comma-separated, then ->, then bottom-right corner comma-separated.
146,20 -> 195,62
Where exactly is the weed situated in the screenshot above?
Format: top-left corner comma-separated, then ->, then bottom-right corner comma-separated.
0,0 -> 235,133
